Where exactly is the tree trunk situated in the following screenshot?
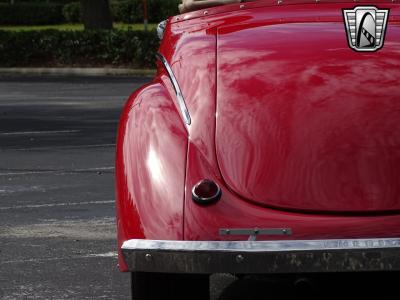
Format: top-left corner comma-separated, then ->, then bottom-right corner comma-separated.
80,0 -> 113,30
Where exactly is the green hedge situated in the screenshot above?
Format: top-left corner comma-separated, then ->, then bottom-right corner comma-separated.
111,0 -> 180,23
0,29 -> 159,68
0,0 -> 74,3
0,1 -> 179,26
0,3 -> 65,25
0,1 -> 180,25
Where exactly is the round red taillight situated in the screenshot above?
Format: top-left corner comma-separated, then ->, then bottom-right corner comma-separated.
192,179 -> 222,205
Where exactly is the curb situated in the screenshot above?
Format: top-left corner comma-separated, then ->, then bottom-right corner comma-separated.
0,68 -> 156,77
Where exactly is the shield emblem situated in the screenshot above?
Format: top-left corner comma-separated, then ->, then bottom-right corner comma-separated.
343,6 -> 389,52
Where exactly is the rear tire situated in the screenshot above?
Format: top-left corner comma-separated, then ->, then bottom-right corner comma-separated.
131,272 -> 210,300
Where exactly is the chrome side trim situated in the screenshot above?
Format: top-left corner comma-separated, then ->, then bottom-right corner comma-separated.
122,238 -> 400,274
156,53 -> 191,125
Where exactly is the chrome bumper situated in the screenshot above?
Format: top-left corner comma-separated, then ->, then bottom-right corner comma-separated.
122,238 -> 400,274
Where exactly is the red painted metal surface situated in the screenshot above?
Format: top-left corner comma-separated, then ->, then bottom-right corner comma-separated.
185,142 -> 400,241
115,74 -> 188,271
215,7 -> 400,213
116,1 -> 400,271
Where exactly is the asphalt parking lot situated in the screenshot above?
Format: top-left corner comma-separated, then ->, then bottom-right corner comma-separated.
0,75 -> 241,300
0,75 -> 144,299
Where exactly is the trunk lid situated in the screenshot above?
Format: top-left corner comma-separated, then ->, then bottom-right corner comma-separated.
216,6 -> 400,213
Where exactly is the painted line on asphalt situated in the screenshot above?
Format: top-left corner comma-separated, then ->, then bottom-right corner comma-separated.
12,143 -> 116,151
1,252 -> 118,265
74,166 -> 115,172
0,166 -> 115,176
0,200 -> 114,211
0,130 -> 80,136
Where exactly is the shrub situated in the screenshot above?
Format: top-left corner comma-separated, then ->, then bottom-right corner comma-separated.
0,1 -> 75,3
63,2 -> 81,23
111,0 -> 180,23
0,29 -> 159,68
111,0 -> 136,23
0,1 -> 179,26
0,3 -> 65,25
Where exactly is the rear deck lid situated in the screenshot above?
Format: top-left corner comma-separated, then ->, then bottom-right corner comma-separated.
215,6 -> 400,213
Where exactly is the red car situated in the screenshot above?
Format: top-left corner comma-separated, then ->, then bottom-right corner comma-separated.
116,0 -> 400,299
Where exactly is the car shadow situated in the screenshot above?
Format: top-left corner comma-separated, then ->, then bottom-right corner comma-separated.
217,272 -> 399,300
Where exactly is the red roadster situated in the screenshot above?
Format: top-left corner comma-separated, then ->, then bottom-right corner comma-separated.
116,0 -> 400,298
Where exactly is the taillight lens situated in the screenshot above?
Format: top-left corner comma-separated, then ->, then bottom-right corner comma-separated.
192,179 -> 222,205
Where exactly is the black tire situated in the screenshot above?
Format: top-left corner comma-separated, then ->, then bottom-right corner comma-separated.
131,272 -> 210,300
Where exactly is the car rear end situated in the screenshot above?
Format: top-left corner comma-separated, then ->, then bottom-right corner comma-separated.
118,0 -> 400,298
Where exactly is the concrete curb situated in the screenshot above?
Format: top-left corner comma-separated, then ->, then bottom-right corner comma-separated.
0,68 -> 156,77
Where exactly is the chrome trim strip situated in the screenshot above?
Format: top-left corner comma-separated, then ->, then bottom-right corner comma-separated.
122,238 -> 400,252
122,238 -> 400,273
156,53 -> 191,125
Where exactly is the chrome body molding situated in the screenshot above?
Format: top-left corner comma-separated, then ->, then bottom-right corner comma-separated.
122,238 -> 400,274
156,53 -> 191,125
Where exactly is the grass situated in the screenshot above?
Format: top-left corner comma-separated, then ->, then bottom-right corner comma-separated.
0,23 -> 157,31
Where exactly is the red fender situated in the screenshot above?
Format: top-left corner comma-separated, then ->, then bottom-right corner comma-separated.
115,77 -> 188,271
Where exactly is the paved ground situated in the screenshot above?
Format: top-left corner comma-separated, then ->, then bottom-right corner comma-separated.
0,75 -> 240,300
0,76 -> 144,299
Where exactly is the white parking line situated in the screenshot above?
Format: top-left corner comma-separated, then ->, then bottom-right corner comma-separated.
13,143 -> 116,151
0,166 -> 115,176
0,130 -> 80,136
1,252 -> 118,265
0,200 -> 114,211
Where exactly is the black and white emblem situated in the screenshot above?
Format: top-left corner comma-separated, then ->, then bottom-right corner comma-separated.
343,6 -> 389,52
